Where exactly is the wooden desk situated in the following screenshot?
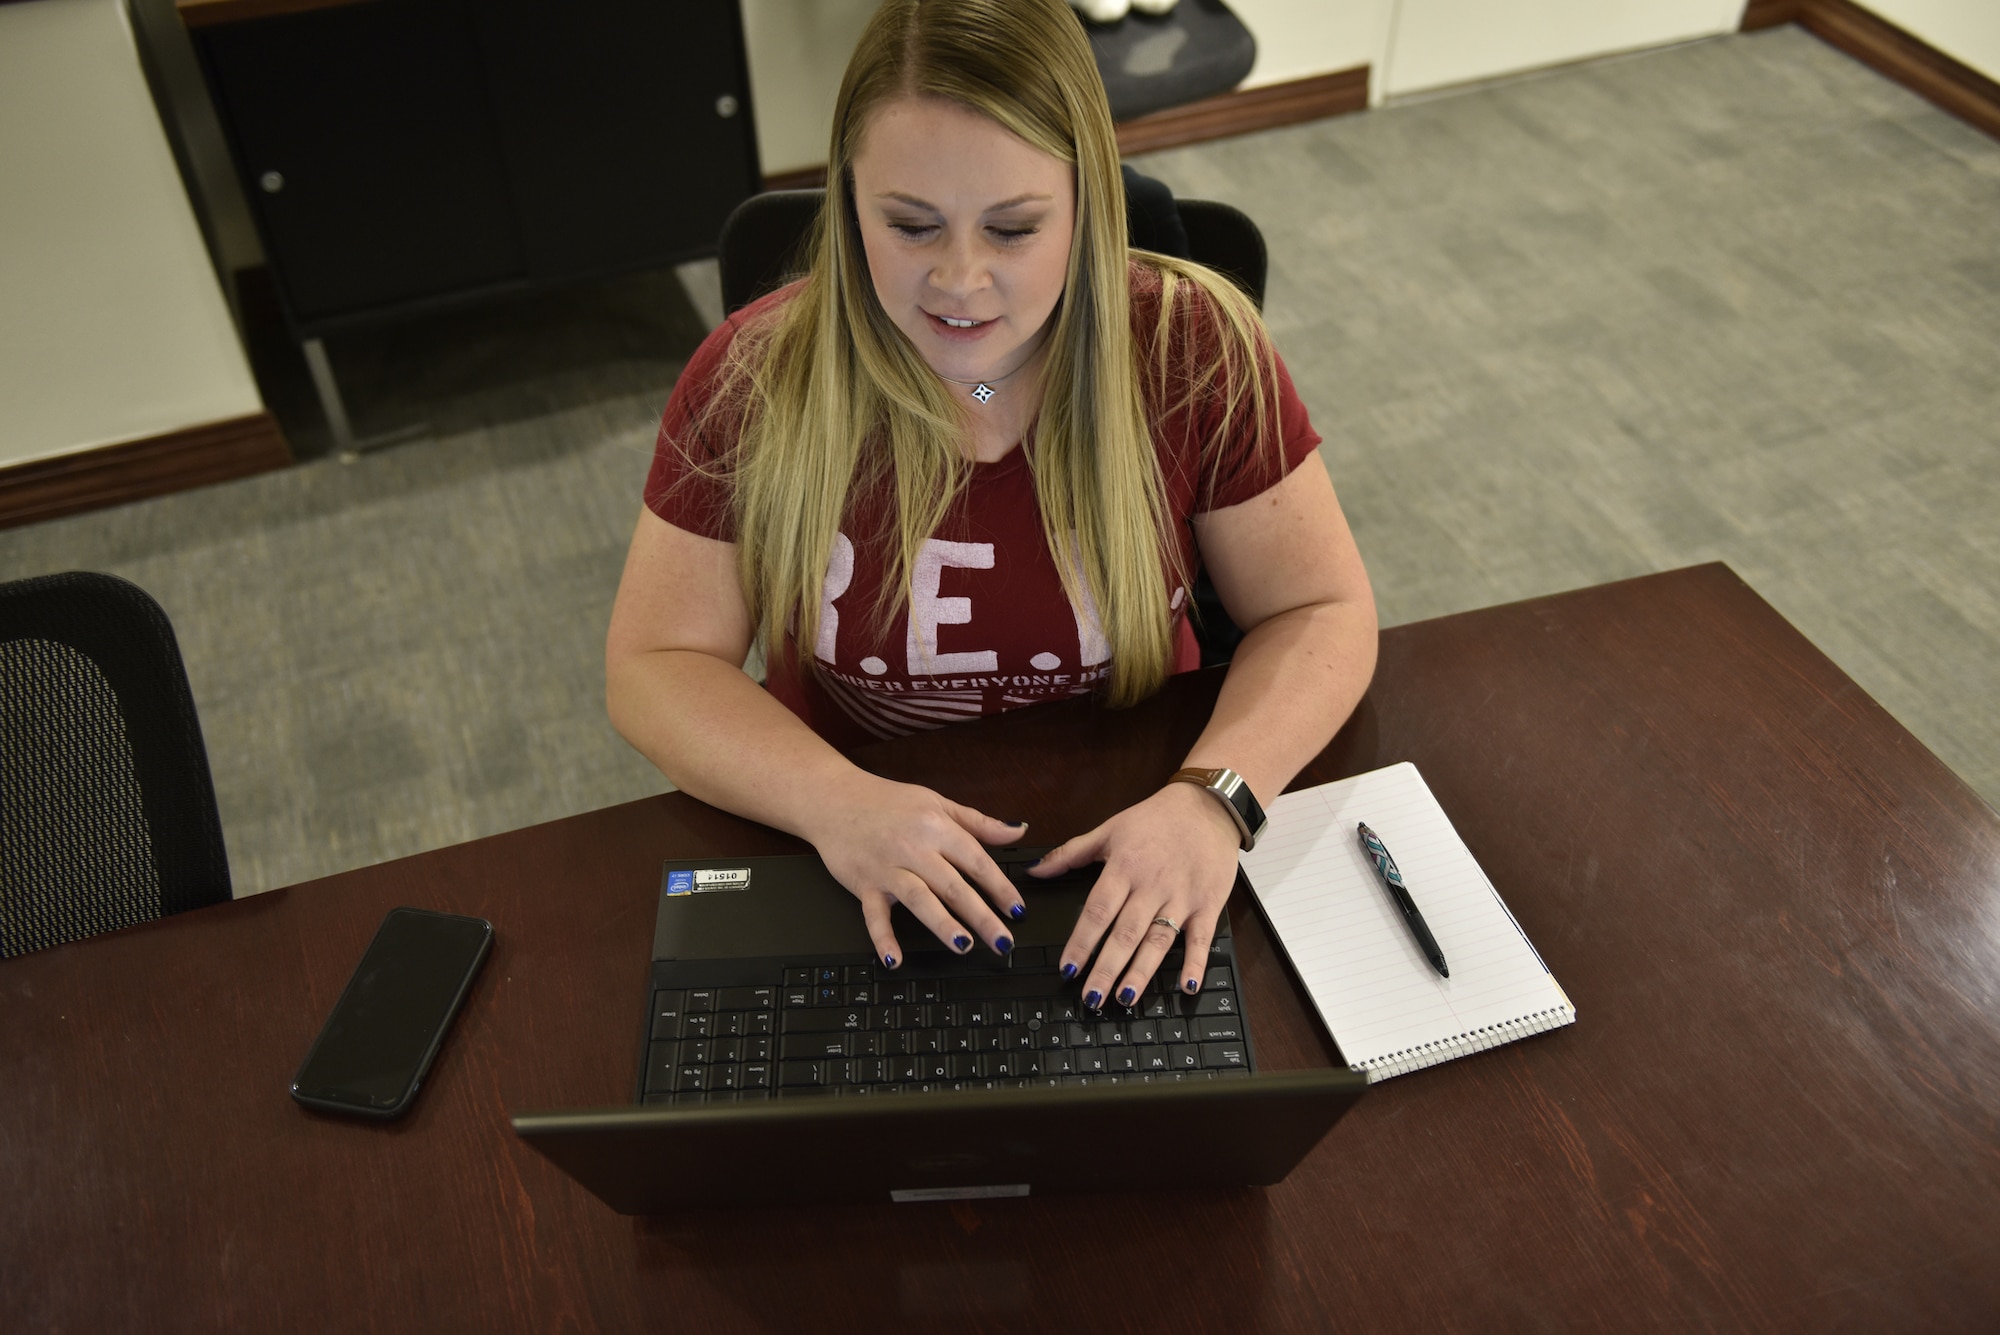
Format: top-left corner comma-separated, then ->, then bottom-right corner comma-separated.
5,564 -> 1996,1330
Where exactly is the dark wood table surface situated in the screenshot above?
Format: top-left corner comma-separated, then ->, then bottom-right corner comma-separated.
5,563 -> 1997,1332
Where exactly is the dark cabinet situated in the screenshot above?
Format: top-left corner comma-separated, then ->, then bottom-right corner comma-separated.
194,0 -> 759,334
473,0 -> 755,280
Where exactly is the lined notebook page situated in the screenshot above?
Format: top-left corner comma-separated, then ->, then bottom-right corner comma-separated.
1241,763 -> 1573,1081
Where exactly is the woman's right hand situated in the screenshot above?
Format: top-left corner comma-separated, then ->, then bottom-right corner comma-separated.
608,511 -> 1026,965
803,775 -> 1029,969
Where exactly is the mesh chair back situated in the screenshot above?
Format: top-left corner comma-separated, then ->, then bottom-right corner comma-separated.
1,572 -> 230,957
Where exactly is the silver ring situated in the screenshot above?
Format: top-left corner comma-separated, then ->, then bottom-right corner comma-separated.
1151,915 -> 1182,935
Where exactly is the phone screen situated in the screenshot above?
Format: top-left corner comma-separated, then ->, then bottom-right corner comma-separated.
291,907 -> 493,1117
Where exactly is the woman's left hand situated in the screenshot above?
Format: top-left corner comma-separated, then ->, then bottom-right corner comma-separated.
1028,781 -> 1243,1007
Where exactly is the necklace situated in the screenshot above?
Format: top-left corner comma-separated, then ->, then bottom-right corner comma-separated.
934,337 -> 1044,405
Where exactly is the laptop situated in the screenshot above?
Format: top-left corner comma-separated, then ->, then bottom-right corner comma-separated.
512,847 -> 1365,1210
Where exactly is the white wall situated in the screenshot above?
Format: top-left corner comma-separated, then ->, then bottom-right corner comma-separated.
1383,0 -> 1747,97
741,0 -> 1397,175
1231,0 -> 1393,91
740,0 -> 880,176
741,2 -> 1775,169
0,0 -> 263,469
1863,0 -> 2000,81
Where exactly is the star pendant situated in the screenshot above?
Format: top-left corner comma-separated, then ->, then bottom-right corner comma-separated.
971,382 -> 994,404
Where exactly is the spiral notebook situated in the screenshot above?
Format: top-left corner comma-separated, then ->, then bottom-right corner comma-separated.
1240,763 -> 1574,1082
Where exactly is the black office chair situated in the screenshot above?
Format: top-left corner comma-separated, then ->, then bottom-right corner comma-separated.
1,572 -> 232,958
714,177 -> 1266,665
718,182 -> 1266,316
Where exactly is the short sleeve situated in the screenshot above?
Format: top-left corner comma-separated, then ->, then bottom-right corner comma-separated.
1198,341 -> 1322,513
1134,266 -> 1323,517
644,285 -> 799,541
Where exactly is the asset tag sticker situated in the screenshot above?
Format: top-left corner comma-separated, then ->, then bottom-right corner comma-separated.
693,867 -> 752,893
665,869 -> 695,896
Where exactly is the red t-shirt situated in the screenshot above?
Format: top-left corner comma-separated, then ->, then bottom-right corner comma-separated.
645,265 -> 1322,749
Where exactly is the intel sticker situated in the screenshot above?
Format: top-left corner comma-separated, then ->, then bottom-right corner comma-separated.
665,869 -> 695,896
694,867 -> 751,892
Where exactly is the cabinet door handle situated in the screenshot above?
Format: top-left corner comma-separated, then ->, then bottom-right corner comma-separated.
715,94 -> 739,118
260,171 -> 285,193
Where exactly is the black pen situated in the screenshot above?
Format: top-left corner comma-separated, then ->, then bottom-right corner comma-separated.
1357,822 -> 1449,978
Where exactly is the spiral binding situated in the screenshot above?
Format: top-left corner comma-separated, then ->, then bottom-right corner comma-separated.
1352,1005 -> 1577,1083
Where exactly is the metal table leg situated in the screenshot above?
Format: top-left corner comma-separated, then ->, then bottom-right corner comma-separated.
302,337 -> 429,463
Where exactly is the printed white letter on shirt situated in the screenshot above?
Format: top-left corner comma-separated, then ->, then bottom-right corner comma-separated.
816,532 -> 854,664
1066,534 -> 1112,667
907,539 -> 999,675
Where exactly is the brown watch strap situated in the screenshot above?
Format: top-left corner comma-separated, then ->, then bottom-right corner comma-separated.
1168,766 -> 1262,850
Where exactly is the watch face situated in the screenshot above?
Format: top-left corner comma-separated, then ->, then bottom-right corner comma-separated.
1216,767 -> 1264,851
1213,771 -> 1260,849
1171,768 -> 1264,849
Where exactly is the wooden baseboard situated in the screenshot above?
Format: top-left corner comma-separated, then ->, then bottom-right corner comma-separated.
1745,0 -> 2000,139
0,413 -> 292,530
1114,65 -> 1370,157
1740,0 -> 1806,32
761,164 -> 827,192
759,65 -> 1371,192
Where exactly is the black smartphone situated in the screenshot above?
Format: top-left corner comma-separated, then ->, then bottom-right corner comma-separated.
291,907 -> 494,1118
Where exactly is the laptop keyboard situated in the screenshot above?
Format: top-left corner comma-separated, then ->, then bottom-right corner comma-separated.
640,943 -> 1254,1105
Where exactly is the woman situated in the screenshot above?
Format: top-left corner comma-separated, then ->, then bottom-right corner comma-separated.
607,0 -> 1375,1014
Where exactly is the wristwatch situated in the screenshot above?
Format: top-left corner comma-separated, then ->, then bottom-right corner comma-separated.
1168,767 -> 1268,851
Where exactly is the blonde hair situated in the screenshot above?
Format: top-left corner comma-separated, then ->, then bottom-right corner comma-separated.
692,0 -> 1276,708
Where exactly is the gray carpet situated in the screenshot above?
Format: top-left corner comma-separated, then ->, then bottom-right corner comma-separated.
1134,27 -> 1999,805
2,27 -> 1993,896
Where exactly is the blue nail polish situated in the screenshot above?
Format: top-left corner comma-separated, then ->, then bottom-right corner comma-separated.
1009,903 -> 1026,920
1118,986 -> 1136,1006
995,935 -> 1013,954
1183,978 -> 1198,994
1061,962 -> 1078,980
953,934 -> 971,952
1005,819 -> 1028,828
1026,856 -> 1043,870
885,954 -> 898,969
1084,989 -> 1102,1010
